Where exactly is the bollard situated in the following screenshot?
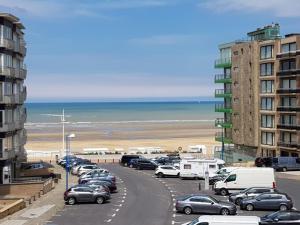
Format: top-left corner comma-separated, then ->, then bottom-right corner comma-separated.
105,159 -> 107,163
198,182 -> 201,191
113,159 -> 114,163
98,159 -> 99,163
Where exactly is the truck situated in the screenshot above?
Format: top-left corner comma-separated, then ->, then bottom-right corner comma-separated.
214,167 -> 275,196
179,158 -> 225,179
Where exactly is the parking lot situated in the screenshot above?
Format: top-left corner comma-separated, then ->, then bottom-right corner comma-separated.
46,163 -> 300,225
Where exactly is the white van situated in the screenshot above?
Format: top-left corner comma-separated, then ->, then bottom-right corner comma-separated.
179,158 -> 225,179
183,215 -> 260,225
214,167 -> 275,196
211,167 -> 239,177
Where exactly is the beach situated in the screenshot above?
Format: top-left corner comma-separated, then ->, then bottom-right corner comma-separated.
24,102 -> 220,156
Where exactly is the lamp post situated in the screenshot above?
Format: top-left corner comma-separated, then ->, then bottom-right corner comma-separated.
65,133 -> 75,191
217,124 -> 225,160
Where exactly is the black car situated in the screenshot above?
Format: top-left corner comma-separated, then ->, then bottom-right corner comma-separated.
136,159 -> 158,170
120,155 -> 141,166
128,158 -> 143,168
261,210 -> 300,224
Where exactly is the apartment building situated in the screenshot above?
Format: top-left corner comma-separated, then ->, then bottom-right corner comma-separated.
215,24 -> 300,158
0,13 -> 27,184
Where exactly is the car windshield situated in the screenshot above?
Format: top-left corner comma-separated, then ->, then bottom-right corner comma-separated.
188,218 -> 199,225
208,196 -> 219,203
265,211 -> 281,219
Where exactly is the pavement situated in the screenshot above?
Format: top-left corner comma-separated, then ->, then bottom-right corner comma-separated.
45,164 -> 300,225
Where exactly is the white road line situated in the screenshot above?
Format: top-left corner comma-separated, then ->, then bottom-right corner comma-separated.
105,219 -> 112,223
111,213 -> 116,217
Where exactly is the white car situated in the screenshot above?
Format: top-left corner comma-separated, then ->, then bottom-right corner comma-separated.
155,165 -> 180,178
77,165 -> 99,176
71,164 -> 92,175
79,168 -> 110,179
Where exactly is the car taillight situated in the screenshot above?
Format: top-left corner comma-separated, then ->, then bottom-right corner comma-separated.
273,182 -> 276,189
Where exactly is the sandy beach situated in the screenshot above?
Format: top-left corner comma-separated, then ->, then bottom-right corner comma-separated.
25,121 -> 219,154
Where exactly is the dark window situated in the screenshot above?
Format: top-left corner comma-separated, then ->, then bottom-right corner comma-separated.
225,174 -> 236,182
280,59 -> 296,71
282,42 -> 297,53
260,45 -> 273,59
261,97 -> 274,111
260,63 -> 274,76
184,164 -> 191,169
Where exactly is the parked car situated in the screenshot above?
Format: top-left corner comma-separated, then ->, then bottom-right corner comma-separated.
64,186 -> 110,205
272,157 -> 300,172
120,155 -> 141,166
260,210 -> 300,224
128,158 -> 142,168
255,157 -> 273,167
79,168 -> 110,179
183,216 -> 260,225
240,193 -> 293,211
155,165 -> 180,178
72,184 -> 109,193
135,159 -> 158,170
20,162 -> 55,178
229,187 -> 277,205
214,168 -> 275,196
77,165 -> 99,176
175,194 -> 237,215
85,180 -> 117,193
79,173 -> 116,184
154,157 -> 174,165
72,164 -> 94,175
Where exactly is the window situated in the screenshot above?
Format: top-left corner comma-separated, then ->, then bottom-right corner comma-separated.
281,42 -> 297,53
225,174 -> 236,182
2,25 -> 12,39
281,97 -> 296,107
280,115 -> 296,125
260,45 -> 273,59
281,132 -> 297,143
256,188 -> 271,193
261,132 -> 275,146
184,164 -> 191,169
281,79 -> 296,89
280,59 -> 296,71
261,97 -> 274,110
261,80 -> 274,93
260,63 -> 273,76
261,115 -> 274,128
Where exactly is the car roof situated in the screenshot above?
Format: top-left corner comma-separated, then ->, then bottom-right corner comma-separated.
198,215 -> 260,223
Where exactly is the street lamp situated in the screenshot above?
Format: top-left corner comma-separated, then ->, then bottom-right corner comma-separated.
65,133 -> 76,191
217,124 -> 225,161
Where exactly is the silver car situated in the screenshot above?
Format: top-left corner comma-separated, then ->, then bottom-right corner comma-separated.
175,194 -> 236,215
229,187 -> 277,205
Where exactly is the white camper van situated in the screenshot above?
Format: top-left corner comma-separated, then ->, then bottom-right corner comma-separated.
179,158 -> 225,179
214,167 -> 276,196
183,215 -> 260,225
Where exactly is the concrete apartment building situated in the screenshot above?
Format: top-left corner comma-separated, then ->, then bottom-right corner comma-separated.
215,24 -> 300,159
0,13 -> 27,184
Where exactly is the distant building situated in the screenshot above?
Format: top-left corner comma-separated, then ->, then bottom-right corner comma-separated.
214,24 -> 300,158
0,13 -> 27,184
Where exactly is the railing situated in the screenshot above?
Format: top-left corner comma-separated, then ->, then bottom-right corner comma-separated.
277,69 -> 300,76
0,38 -> 14,50
215,103 -> 232,112
278,141 -> 299,148
214,74 -> 232,83
0,66 -> 15,77
215,89 -> 232,97
215,132 -> 233,144
277,88 -> 300,94
277,105 -> 300,112
0,148 -> 15,159
214,58 -> 231,68
277,123 -> 300,130
215,118 -> 232,128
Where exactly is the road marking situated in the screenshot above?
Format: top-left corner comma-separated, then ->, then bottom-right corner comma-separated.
113,204 -> 122,207
111,213 -> 116,217
105,219 -> 112,223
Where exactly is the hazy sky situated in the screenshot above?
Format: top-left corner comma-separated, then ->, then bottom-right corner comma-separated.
1,0 -> 300,102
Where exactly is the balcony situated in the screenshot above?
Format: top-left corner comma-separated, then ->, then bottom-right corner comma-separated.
277,123 -> 300,130
13,40 -> 27,56
0,66 -> 15,77
214,58 -> 231,68
278,141 -> 299,149
0,38 -> 14,50
215,132 -> 233,144
215,89 -> 232,98
215,103 -> 232,113
277,105 -> 300,112
277,88 -> 300,94
214,74 -> 232,83
14,67 -> 27,80
215,118 -> 232,128
0,148 -> 16,160
277,69 -> 300,77
0,122 -> 16,132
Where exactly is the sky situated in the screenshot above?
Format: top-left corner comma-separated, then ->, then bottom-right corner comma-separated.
1,0 -> 300,102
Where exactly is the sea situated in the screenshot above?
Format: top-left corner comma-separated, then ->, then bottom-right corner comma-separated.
25,101 -> 221,126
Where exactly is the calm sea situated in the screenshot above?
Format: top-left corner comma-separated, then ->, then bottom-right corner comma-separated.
25,101 -> 221,125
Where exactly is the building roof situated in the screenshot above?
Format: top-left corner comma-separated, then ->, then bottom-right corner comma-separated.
0,13 -> 25,29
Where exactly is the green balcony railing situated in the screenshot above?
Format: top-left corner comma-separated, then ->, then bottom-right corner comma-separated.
215,132 -> 233,144
214,74 -> 232,83
214,58 -> 232,68
215,89 -> 232,98
215,103 -> 232,113
215,118 -> 232,128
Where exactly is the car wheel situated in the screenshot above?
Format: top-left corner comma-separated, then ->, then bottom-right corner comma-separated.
177,173 -> 180,177
220,208 -> 230,215
246,204 -> 254,211
67,197 -> 76,205
184,207 -> 192,215
279,204 -> 287,211
220,188 -> 228,196
96,197 -> 105,204
235,198 -> 242,206
282,167 -> 287,172
157,172 -> 164,178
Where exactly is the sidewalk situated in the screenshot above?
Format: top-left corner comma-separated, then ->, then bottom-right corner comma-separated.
0,166 -> 77,225
276,171 -> 300,181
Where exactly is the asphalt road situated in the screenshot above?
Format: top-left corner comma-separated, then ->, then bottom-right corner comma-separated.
47,165 -> 300,225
